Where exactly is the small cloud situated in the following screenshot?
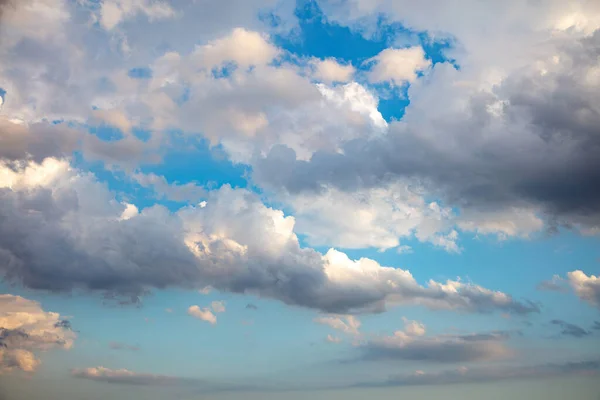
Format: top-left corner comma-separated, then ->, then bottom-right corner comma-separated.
592,321 -> 600,331
326,334 -> 342,344
397,245 -> 413,254
537,275 -> 568,293
188,305 -> 217,325
198,286 -> 212,295
245,303 -> 258,310
165,308 -> 173,313
72,367 -> 179,386
550,320 -> 591,338
211,301 -> 226,313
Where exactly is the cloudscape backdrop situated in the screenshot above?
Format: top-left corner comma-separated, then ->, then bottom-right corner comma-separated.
0,0 -> 599,399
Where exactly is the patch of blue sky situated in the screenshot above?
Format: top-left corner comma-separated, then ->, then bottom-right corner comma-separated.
271,1 -> 457,122
128,66 -> 153,79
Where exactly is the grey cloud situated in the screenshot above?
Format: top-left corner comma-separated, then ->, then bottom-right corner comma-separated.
361,331 -> 512,363
355,360 -> 600,388
253,31 -> 600,232
550,320 -> 591,338
537,276 -> 568,293
0,118 -> 79,163
245,303 -> 258,310
593,321 -> 600,330
0,160 -> 537,315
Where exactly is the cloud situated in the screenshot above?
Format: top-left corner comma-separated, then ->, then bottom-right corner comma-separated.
326,334 -> 342,344
132,172 -> 206,203
365,47 -> 431,85
98,0 -> 175,30
211,301 -> 226,314
550,320 -> 591,338
310,58 -> 355,83
71,366 -> 180,385
188,306 -> 217,325
245,303 -> 258,310
537,275 -> 569,293
0,117 -> 79,163
194,27 -> 279,69
253,29 -> 600,235
567,270 -> 600,308
0,294 -> 75,373
355,360 -> 600,387
315,315 -> 361,336
109,342 -> 140,351
0,158 -> 537,315
361,322 -> 512,363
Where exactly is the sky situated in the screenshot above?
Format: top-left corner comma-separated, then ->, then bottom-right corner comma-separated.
0,0 -> 600,399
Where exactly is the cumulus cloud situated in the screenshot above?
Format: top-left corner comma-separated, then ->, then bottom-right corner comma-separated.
0,294 -> 75,373
0,158 -> 537,316
310,58 -> 355,83
211,301 -> 226,314
0,117 -> 79,162
98,0 -> 175,31
193,28 -> 279,69
361,325 -> 513,363
567,270 -> 600,308
365,47 -> 431,85
315,315 -> 361,336
188,306 -> 217,325
253,29 -> 600,235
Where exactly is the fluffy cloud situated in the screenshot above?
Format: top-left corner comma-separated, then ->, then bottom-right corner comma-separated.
365,47 -> 431,85
254,30 -> 600,234
315,315 -> 361,336
310,58 -> 355,83
361,322 -> 512,363
0,294 -> 75,373
211,301 -> 226,314
567,270 -> 600,308
98,0 -> 175,31
0,158 -> 537,315
188,306 -> 217,325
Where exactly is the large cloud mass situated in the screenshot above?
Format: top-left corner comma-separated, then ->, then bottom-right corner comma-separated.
0,294 -> 75,373
0,158 -> 537,315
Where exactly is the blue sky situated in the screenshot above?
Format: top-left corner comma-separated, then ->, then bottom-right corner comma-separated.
0,0 -> 599,399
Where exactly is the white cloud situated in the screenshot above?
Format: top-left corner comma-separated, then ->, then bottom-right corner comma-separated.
98,0 -> 175,31
315,315 -> 361,336
326,334 -> 342,343
193,28 -> 279,69
0,294 -> 75,373
401,317 -> 426,337
211,301 -> 226,313
310,58 -> 355,83
187,305 -> 217,325
567,270 -> 600,308
366,47 -> 431,85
